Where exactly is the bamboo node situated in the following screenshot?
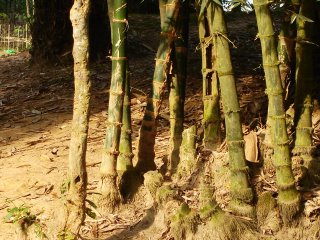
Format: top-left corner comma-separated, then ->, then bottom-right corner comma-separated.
107,121 -> 123,128
256,33 -> 275,39
202,68 -> 214,74
302,103 -> 313,108
296,127 -> 313,132
112,18 -> 128,23
153,80 -> 166,88
106,150 -> 119,156
154,58 -> 171,66
265,89 -> 283,96
263,62 -> 280,67
217,71 -> 234,77
230,166 -> 249,173
119,152 -> 134,158
211,31 -> 237,48
270,114 -> 285,120
228,140 -> 245,147
224,109 -> 241,115
109,56 -> 128,61
109,89 -> 124,96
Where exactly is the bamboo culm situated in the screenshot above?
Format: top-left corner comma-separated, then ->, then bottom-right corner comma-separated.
136,0 -> 181,173
98,0 -> 128,212
254,0 -> 300,223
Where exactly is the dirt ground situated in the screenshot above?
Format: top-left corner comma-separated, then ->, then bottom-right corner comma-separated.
1,13 -> 320,240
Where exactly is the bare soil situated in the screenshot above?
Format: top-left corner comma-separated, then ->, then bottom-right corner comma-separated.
1,13 -> 320,240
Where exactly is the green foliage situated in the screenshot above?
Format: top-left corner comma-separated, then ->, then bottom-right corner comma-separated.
85,199 -> 97,219
60,179 -> 71,195
289,10 -> 314,24
228,0 -> 253,12
3,204 -> 47,239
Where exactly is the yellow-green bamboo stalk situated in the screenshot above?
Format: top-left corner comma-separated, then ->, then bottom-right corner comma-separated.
294,0 -> 316,182
198,2 -> 221,150
168,0 -> 189,174
210,1 -> 254,217
254,0 -> 300,223
98,0 -> 128,212
136,0 -> 181,173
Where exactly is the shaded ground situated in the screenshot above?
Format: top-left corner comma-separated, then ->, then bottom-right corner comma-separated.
1,12 -> 319,239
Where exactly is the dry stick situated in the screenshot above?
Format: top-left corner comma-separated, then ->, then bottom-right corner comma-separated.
293,0 -> 317,184
61,0 -> 91,237
168,0 -> 189,174
211,3 -> 254,217
136,0 -> 181,173
98,0 -> 128,212
254,0 -> 300,224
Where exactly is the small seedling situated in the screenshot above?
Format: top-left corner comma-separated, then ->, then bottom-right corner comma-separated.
3,204 -> 47,239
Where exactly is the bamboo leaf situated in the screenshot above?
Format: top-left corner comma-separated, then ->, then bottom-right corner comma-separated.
211,0 -> 222,7
289,11 -> 314,23
85,199 -> 97,209
85,207 -> 97,219
290,13 -> 297,24
199,0 -> 210,20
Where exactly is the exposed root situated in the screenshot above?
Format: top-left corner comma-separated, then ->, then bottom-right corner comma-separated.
144,171 -> 164,199
156,185 -> 178,205
256,191 -> 280,234
278,189 -> 301,225
228,199 -> 255,218
170,203 -> 199,240
97,175 -> 122,213
173,126 -> 197,181
256,191 -> 276,225
197,211 -> 257,240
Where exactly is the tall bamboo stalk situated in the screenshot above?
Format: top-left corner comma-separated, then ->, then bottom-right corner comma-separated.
98,0 -> 128,211
294,0 -> 316,181
63,0 -> 91,236
198,2 -> 221,150
168,0 -> 189,174
254,0 -> 300,223
136,0 -> 181,173
210,1 -> 254,217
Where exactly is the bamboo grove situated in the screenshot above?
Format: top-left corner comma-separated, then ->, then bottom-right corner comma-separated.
61,0 -> 320,239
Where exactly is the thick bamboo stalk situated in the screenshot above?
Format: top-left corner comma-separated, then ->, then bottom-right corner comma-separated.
168,0 -> 189,174
254,0 -> 300,223
98,0 -> 128,211
294,0 -> 316,180
199,2 -> 221,150
211,2 -> 254,217
136,0 -> 181,173
63,0 -> 91,236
